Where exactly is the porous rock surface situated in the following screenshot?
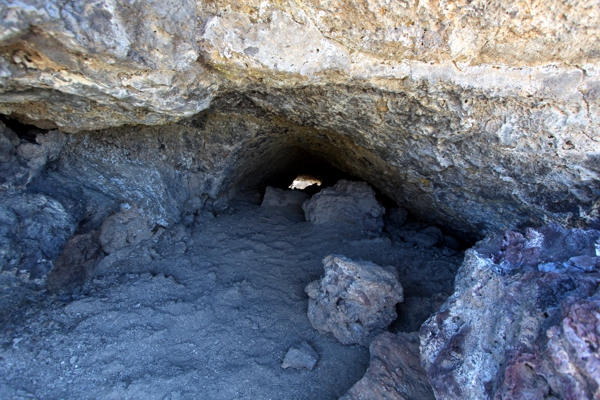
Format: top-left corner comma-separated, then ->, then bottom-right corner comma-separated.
341,331 -> 434,400
305,255 -> 404,346
420,224 -> 600,399
302,180 -> 385,232
0,0 -> 597,241
498,294 -> 600,399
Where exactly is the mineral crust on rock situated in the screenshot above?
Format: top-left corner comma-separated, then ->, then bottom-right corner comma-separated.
302,180 -> 385,232
420,224 -> 600,399
305,255 -> 403,346
341,331 -> 434,400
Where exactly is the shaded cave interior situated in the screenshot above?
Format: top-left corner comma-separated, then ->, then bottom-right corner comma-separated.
0,99 -> 473,297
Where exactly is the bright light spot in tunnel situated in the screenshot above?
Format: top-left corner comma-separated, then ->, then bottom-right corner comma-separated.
289,174 -> 322,190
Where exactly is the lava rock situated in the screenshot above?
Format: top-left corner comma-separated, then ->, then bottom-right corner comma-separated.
261,186 -> 310,208
341,331 -> 434,400
99,205 -> 155,254
0,193 -> 75,278
497,294 -> 600,399
281,341 -> 319,370
421,224 -> 600,399
302,180 -> 385,232
47,230 -> 103,293
16,130 -> 66,182
305,255 -> 404,346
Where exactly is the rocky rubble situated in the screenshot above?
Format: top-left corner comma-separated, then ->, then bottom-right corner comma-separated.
305,255 -> 404,346
261,186 -> 309,209
421,224 -> 600,399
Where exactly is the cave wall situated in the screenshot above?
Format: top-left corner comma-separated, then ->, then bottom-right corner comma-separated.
0,0 -> 598,238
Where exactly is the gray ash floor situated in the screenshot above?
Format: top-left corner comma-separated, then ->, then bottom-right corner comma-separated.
0,189 -> 462,399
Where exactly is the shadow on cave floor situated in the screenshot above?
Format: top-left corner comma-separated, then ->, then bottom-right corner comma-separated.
0,188 -> 463,399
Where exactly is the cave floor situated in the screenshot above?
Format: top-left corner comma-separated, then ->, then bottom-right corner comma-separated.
0,189 -> 462,399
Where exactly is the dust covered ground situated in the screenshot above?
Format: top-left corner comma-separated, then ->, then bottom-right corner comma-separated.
0,189 -> 462,399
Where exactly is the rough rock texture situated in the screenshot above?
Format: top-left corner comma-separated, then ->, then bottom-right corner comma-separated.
261,186 -> 309,208
305,255 -> 404,346
341,331 -> 434,400
46,230 -> 103,293
0,0 -> 598,240
498,294 -> 600,399
280,341 -> 319,371
303,180 -> 385,232
99,206 -> 155,255
0,193 -> 74,278
421,224 -> 600,399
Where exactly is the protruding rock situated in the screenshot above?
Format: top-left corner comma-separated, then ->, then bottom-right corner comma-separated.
341,331 -> 434,400
302,180 -> 385,232
420,224 -> 600,399
305,255 -> 403,346
281,341 -> 319,370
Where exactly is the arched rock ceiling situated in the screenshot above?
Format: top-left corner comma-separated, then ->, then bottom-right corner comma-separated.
0,0 -> 599,236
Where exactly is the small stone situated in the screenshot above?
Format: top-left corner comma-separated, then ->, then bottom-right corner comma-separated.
281,341 -> 319,370
69,355 -> 78,365
538,262 -> 559,273
443,235 -> 461,251
405,232 -> 439,248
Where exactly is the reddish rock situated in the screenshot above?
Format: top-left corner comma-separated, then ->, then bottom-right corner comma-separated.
498,294 -> 600,399
341,331 -> 434,400
421,225 -> 600,399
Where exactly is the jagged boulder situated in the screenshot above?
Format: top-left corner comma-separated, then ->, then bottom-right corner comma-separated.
302,180 -> 385,232
305,255 -> 403,346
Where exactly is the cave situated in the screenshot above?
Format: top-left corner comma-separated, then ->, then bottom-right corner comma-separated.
1,1 -> 600,399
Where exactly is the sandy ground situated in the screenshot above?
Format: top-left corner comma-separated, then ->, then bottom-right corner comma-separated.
0,189 -> 462,399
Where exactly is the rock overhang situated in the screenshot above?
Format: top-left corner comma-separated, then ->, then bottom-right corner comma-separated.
0,0 -> 598,241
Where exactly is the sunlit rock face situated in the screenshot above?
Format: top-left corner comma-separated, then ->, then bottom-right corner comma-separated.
0,0 -> 598,237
